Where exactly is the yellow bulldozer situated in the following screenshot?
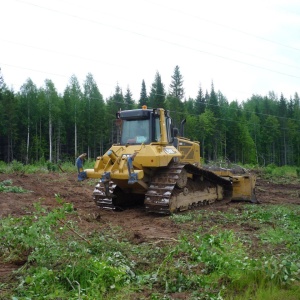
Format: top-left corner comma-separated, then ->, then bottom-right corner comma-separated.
84,106 -> 257,214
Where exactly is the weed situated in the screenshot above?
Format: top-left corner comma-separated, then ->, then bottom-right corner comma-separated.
0,161 -> 7,173
46,160 -> 59,172
0,179 -> 30,193
296,168 -> 300,178
10,160 -> 27,174
170,212 -> 197,223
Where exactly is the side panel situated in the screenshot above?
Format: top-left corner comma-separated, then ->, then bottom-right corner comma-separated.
177,138 -> 201,166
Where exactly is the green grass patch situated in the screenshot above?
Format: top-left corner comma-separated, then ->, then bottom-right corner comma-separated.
262,164 -> 300,183
0,159 -> 96,174
225,280 -> 300,300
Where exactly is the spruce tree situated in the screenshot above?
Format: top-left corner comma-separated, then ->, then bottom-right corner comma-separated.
195,84 -> 205,115
169,65 -> 184,100
208,81 -> 219,118
0,86 -> 18,162
0,68 -> 4,89
138,80 -> 148,107
106,84 -> 125,116
165,95 -> 184,129
124,86 -> 135,110
149,71 -> 165,108
279,93 -> 288,165
83,73 -> 106,158
184,97 -> 195,115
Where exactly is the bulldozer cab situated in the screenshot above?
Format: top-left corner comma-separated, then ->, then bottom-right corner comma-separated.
121,119 -> 150,144
118,107 -> 174,145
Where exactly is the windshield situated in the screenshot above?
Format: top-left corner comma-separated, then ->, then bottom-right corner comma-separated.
121,119 -> 150,144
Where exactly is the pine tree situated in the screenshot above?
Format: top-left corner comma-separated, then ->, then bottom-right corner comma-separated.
169,65 -> 184,100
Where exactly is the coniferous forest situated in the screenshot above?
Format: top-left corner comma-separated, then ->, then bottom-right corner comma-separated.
0,66 -> 299,167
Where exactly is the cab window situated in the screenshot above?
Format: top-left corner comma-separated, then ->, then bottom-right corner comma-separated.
121,119 -> 150,144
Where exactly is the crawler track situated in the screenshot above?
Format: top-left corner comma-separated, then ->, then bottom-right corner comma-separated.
144,163 -> 232,214
144,163 -> 185,214
93,162 -> 233,214
93,181 -> 117,210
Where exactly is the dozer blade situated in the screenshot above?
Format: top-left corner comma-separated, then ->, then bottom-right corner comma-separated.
230,175 -> 258,203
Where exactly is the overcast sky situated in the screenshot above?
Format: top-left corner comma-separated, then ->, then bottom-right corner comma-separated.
1,0 -> 299,102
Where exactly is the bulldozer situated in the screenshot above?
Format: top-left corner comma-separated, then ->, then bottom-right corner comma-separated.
84,106 -> 257,214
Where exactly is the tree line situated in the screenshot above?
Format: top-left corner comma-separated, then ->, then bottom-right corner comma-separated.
0,66 -> 299,166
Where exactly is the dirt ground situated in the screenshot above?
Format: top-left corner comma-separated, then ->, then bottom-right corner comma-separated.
1,172 -> 300,284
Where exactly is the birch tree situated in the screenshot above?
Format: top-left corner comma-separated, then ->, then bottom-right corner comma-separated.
44,79 -> 59,162
19,78 -> 38,164
83,73 -> 106,158
63,75 -> 83,159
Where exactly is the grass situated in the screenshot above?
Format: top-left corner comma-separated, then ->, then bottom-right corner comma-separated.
226,282 -> 300,300
0,200 -> 299,300
261,164 -> 300,184
0,159 -> 95,174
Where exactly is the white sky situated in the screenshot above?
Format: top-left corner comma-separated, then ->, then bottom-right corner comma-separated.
0,0 -> 300,102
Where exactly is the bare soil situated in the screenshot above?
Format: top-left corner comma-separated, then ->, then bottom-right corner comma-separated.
1,172 -> 300,286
